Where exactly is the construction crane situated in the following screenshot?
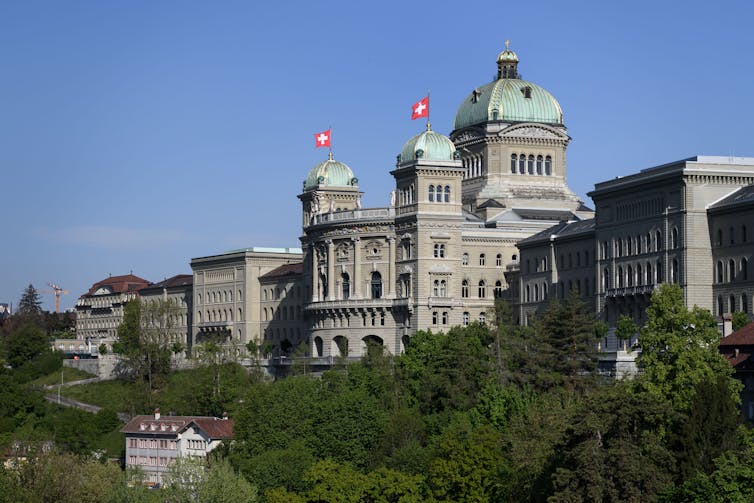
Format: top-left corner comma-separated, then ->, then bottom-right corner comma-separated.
45,282 -> 69,314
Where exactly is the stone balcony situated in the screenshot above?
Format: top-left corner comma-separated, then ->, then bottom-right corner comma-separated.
606,284 -> 656,297
306,207 -> 395,228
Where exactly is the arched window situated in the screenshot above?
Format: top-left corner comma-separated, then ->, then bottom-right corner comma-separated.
617,267 -> 624,288
536,155 -> 543,175
743,225 -> 748,243
433,280 -> 440,296
428,185 -> 435,202
717,229 -> 723,246
602,268 -> 609,291
672,259 -> 679,283
730,295 -> 736,313
627,265 -> 633,286
371,272 -> 382,299
433,243 -> 445,258
646,262 -> 652,285
525,284 -> 530,302
743,293 -> 749,314
657,261 -> 663,283
478,280 -> 486,298
494,280 -> 503,298
496,253 -> 502,267
479,253 -> 486,266
730,226 -> 736,245
672,227 -> 679,249
730,259 -> 736,282
545,155 -> 552,175
511,154 -> 517,173
463,312 -> 470,326
742,258 -> 749,281
462,252 -> 469,266
461,280 -> 469,298
442,311 -> 448,325
342,273 -> 350,299
527,155 -> 534,174
479,312 -> 486,323
717,261 -> 724,283
717,296 -> 724,316
636,264 -> 643,285
656,230 -> 662,251
440,280 -> 447,297
432,311 -> 438,324
519,154 -> 526,173
534,283 -> 539,301
444,186 -> 450,203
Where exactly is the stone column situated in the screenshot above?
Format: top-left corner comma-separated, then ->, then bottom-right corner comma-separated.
352,237 -> 362,298
326,240 -> 335,301
311,245 -> 319,302
387,236 -> 396,298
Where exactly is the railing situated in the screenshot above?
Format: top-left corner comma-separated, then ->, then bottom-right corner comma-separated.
606,284 -> 655,297
307,207 -> 395,227
305,298 -> 397,310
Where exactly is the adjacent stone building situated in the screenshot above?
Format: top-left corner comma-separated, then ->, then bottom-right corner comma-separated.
75,274 -> 150,341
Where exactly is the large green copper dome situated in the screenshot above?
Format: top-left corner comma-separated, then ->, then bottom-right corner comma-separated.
303,154 -> 358,190
399,127 -> 458,163
454,44 -> 563,130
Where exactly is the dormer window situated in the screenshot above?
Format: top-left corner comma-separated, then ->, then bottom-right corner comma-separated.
521,86 -> 532,99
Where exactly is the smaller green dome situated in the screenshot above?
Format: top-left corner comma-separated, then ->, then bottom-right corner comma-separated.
303,153 -> 357,191
399,126 -> 458,163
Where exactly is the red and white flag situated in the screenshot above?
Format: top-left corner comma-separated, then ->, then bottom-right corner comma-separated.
314,129 -> 331,148
411,96 -> 429,120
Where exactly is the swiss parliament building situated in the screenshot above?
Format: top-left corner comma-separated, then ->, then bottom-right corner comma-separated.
76,44 -> 754,369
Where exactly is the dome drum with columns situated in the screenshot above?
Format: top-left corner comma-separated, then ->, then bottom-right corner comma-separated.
290,43 -> 593,359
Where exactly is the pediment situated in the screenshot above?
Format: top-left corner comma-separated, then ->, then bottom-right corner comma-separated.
499,124 -> 566,140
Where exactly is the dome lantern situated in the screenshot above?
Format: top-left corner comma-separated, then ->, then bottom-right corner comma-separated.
496,40 -> 519,79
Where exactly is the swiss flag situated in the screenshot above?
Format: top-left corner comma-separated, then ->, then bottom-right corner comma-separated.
314,129 -> 331,148
411,96 -> 429,120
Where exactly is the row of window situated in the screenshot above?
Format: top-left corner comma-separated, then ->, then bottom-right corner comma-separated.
462,252 -> 515,267
263,305 -> 303,322
717,293 -> 751,316
187,439 -> 207,451
198,290 -> 242,304
196,308 -> 242,323
263,285 -> 301,301
716,258 -> 750,283
600,229 -> 669,259
428,185 -> 451,203
312,311 -> 387,328
462,312 -> 486,325
128,438 -> 177,450
715,225 -> 749,247
432,309 -> 489,325
318,271 -> 383,300
522,278 -> 594,304
461,279 -> 505,298
399,184 -> 416,206
127,456 -> 171,467
604,260 -> 669,289
510,154 -> 553,175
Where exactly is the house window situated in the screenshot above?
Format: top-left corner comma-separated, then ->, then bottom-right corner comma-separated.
527,155 -> 534,174
511,154 -> 517,173
433,243 -> 446,258
442,311 -> 448,325
496,254 -> 502,267
461,280 -> 469,298
494,280 -> 503,298
342,273 -> 350,299
672,227 -> 679,249
432,311 -> 438,324
519,154 -> 526,173
371,272 -> 382,299
444,186 -> 450,203
479,254 -> 486,266
462,253 -> 469,266
545,155 -> 552,175
742,258 -> 749,281
536,155 -> 543,175
478,280 -> 486,298
463,312 -> 470,326
478,312 -> 486,323
428,185 -> 435,202
718,296 -> 724,316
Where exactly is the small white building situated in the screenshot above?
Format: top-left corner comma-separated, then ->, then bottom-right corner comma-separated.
121,410 -> 233,485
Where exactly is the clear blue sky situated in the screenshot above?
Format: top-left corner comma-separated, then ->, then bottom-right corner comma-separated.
2,0 -> 753,312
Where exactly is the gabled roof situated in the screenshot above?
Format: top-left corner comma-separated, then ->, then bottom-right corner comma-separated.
719,322 -> 754,370
140,274 -> 193,294
121,414 -> 234,439
82,274 -> 151,298
478,199 -> 505,209
708,184 -> 754,211
259,262 -> 303,279
517,218 -> 595,246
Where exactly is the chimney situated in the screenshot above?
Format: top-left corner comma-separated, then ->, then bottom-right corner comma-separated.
222,411 -> 228,420
154,408 -> 161,420
723,313 -> 733,337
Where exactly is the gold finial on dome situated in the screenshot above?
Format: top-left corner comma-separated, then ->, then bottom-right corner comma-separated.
328,151 -> 333,160
497,40 -> 519,79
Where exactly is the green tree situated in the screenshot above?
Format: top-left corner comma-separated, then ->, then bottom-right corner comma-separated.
637,284 -> 739,413
17,284 -> 43,317
114,299 -> 180,401
731,311 -> 750,332
162,457 -> 257,503
3,322 -> 50,369
549,383 -> 676,503
615,314 -> 639,351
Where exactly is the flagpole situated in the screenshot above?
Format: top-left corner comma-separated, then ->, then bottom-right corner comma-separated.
427,90 -> 431,130
329,124 -> 332,158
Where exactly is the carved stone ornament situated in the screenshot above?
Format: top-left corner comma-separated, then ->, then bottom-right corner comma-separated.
501,126 -> 561,139
455,130 -> 481,142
